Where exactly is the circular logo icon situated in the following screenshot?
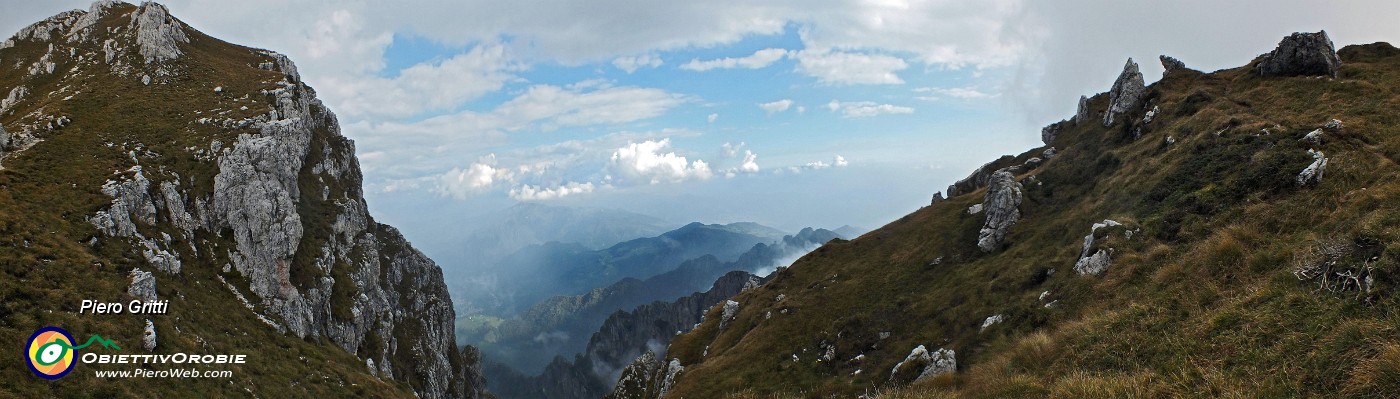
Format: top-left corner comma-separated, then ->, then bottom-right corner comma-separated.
26,326 -> 76,380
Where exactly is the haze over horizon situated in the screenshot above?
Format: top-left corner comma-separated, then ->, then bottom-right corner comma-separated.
7,0 -> 1399,256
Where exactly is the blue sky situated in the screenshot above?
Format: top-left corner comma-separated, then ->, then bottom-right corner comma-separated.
6,0 -> 1400,251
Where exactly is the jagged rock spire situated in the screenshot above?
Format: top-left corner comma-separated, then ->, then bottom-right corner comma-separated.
1102,58 -> 1145,127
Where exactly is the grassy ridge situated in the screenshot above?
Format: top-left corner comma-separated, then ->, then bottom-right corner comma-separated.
660,43 -> 1400,398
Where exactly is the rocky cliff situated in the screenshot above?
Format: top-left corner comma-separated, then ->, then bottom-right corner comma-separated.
0,2 -> 480,397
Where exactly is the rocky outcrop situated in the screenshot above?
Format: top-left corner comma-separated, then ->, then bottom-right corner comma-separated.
142,319 -> 157,352
1041,123 -> 1058,145
0,124 -> 9,150
1103,58 -> 1146,127
719,300 -> 740,329
605,352 -> 684,399
129,2 -> 188,63
1075,95 -> 1091,125
128,268 -> 157,302
1074,220 -> 1122,276
890,345 -> 956,383
1297,149 -> 1328,186
1257,31 -> 1341,78
946,155 -> 1017,197
930,191 -> 945,205
1160,55 -> 1186,76
1,86 -> 27,114
977,171 -> 1023,252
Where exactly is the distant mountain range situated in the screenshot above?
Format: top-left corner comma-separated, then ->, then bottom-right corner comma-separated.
472,227 -> 845,378
453,220 -> 789,317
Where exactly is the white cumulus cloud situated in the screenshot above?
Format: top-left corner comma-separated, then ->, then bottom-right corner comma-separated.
914,86 -> 996,100
680,48 -> 790,71
509,181 -> 596,201
434,154 -> 515,199
826,100 -> 914,118
610,139 -> 714,184
794,49 -> 907,85
759,99 -> 795,114
612,53 -> 664,73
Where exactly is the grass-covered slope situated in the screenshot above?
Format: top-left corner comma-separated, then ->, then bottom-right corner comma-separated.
656,42 -> 1400,398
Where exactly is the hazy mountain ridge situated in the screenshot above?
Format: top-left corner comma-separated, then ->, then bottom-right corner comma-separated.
474,227 -> 844,381
457,221 -> 789,317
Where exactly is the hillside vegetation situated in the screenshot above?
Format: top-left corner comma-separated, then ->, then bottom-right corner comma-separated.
640,38 -> 1400,398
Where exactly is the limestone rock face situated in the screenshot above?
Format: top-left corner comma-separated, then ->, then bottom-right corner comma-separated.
606,352 -> 684,399
129,2 -> 189,63
0,124 -> 10,150
977,171 -> 1023,252
1103,58 -> 1146,127
1257,31 -> 1341,78
128,268 -> 157,302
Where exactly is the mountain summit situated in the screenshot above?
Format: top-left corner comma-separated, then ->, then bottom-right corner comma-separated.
1,2 -> 481,397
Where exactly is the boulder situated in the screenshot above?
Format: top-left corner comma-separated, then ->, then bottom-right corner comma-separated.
1297,149 -> 1328,186
890,345 -> 956,383
930,191 -> 945,205
1324,118 -> 1344,132
1302,129 -> 1323,144
1256,31 -> 1341,78
977,171 -> 1023,252
980,314 -> 1005,332
1103,58 -> 1146,127
1074,220 -> 1122,276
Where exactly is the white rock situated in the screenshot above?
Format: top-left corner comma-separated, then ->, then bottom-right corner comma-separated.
967,203 -> 984,214
977,171 -> 1023,252
1075,250 -> 1113,276
891,345 -> 957,382
1324,119 -> 1344,132
1297,149 -> 1328,186
142,319 -> 157,352
980,314 -> 1005,332
1302,128 -> 1323,144
720,300 -> 740,329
